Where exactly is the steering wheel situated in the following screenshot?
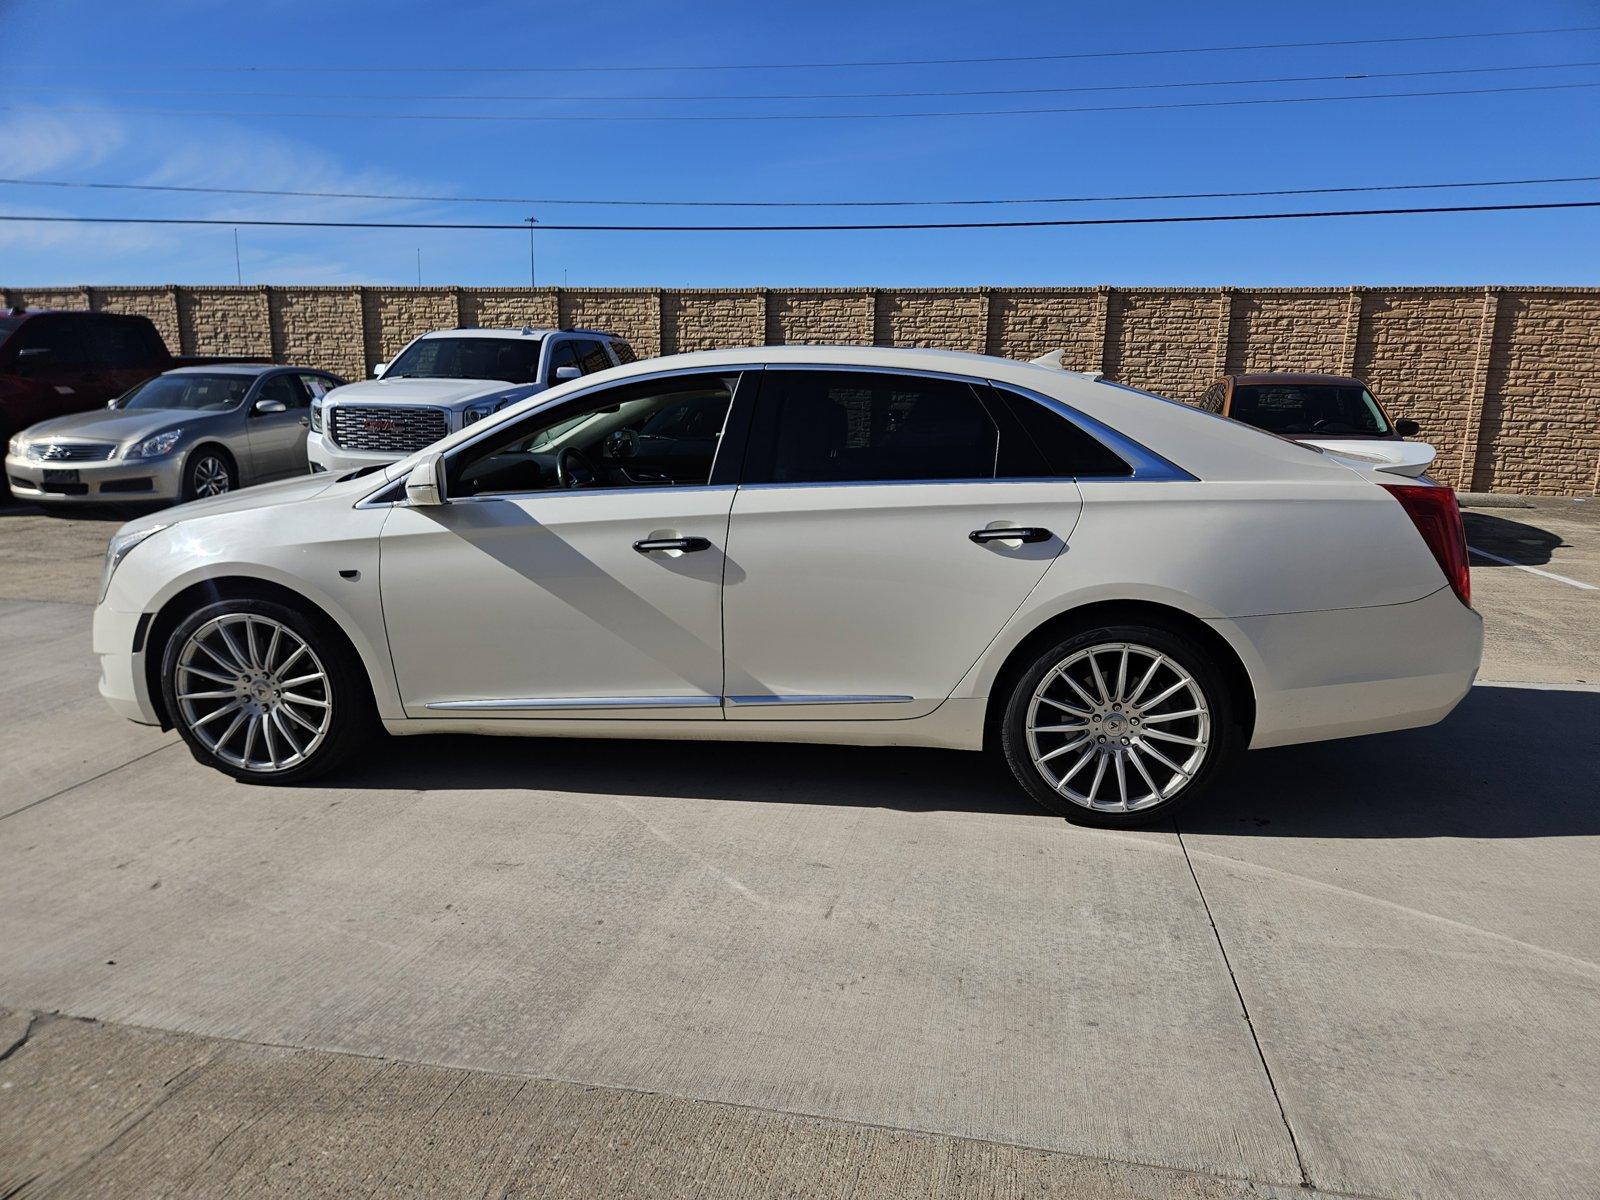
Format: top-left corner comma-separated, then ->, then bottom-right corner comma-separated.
556,446 -> 599,489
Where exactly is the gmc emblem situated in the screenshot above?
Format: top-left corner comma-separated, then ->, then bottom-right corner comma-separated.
362,417 -> 400,434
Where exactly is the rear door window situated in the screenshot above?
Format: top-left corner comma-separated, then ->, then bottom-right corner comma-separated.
746,370 -> 1005,485
8,316 -> 90,367
82,318 -> 157,367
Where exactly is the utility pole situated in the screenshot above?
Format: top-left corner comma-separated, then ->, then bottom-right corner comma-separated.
525,216 -> 538,288
416,248 -> 422,287
233,228 -> 242,284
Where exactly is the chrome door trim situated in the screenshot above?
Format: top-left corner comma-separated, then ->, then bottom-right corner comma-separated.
725,694 -> 915,707
425,695 -> 722,711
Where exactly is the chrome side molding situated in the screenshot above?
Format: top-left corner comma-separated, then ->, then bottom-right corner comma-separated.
425,695 -> 722,711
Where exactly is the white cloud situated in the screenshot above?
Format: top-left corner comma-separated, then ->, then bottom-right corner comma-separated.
0,110 -> 128,176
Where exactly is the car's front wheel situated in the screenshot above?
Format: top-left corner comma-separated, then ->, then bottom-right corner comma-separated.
183,448 -> 235,500
1000,624 -> 1240,827
160,597 -> 375,784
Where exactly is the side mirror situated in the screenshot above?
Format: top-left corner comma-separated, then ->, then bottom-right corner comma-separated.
553,365 -> 582,383
404,453 -> 447,507
372,361 -> 388,379
253,398 -> 288,415
1395,418 -> 1420,438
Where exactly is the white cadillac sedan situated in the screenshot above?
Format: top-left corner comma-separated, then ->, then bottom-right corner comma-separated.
93,346 -> 1481,827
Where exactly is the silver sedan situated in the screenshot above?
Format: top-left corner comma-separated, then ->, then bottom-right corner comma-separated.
5,365 -> 345,506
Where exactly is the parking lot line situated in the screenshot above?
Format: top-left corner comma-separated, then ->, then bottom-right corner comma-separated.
1468,545 -> 1598,591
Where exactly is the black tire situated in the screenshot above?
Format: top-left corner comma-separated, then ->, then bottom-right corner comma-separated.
999,623 -> 1241,828
182,446 -> 236,500
160,596 -> 377,785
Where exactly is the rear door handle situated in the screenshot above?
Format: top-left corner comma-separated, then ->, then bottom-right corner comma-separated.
633,536 -> 711,554
969,527 -> 1053,544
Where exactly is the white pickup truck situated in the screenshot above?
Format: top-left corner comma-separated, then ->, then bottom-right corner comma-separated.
307,326 -> 636,473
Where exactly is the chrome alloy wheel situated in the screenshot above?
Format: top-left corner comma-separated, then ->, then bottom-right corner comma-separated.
1024,641 -> 1211,813
174,614 -> 332,773
191,454 -> 231,497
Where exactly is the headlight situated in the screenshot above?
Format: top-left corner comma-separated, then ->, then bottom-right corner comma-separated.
463,398 -> 512,426
7,433 -> 23,457
100,524 -> 170,604
126,428 -> 184,459
310,400 -> 323,433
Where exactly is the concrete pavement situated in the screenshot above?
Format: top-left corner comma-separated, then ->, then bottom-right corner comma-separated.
0,499 -> 1596,1198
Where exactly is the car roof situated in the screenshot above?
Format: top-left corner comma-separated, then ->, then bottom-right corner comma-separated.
163,364 -> 288,377
1227,372 -> 1366,386
414,327 -> 620,340
453,344 -> 1358,487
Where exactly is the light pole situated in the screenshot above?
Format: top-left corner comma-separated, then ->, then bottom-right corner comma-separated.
525,216 -> 538,288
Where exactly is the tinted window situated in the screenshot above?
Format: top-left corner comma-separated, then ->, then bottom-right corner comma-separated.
543,340 -> 581,384
298,372 -> 338,400
448,373 -> 735,497
573,339 -> 612,375
385,336 -> 543,384
610,338 -> 638,364
9,316 -> 88,366
82,318 -> 157,367
749,371 -> 1008,485
989,387 -> 1132,477
1230,383 -> 1389,436
121,373 -> 252,411
256,374 -> 308,408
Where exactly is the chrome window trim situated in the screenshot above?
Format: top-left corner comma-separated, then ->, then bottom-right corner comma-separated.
725,694 -> 914,707
985,380 -> 1196,482
426,695 -> 721,711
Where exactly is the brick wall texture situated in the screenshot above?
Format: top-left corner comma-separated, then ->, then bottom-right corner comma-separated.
5,284 -> 1596,495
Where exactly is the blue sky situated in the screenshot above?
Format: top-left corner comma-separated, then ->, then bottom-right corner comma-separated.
1,0 -> 1597,287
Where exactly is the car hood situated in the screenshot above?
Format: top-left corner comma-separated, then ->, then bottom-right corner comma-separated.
19,407 -> 220,445
120,471 -> 345,535
325,377 -> 533,410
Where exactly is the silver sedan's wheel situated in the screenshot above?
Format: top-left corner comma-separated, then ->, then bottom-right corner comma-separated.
1025,641 -> 1211,813
189,453 -> 232,498
174,613 -> 332,773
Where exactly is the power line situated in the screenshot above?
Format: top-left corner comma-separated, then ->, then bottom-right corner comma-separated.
12,81 -> 1600,124
12,25 -> 1598,73
2,199 -> 1595,233
4,173 -> 1597,211
35,59 -> 1600,102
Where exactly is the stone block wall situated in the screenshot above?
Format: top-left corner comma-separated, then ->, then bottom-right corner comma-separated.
4,283 -> 1596,494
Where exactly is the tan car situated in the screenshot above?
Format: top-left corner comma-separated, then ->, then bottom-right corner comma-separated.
1199,373 -> 1420,443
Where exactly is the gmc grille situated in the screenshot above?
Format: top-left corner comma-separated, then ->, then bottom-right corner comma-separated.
28,441 -> 117,462
328,405 -> 448,454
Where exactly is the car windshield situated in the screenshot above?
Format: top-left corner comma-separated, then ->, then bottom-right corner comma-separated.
1230,383 -> 1390,436
386,336 -> 543,384
119,373 -> 253,412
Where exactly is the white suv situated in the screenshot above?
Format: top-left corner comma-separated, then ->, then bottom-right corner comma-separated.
306,327 -> 635,473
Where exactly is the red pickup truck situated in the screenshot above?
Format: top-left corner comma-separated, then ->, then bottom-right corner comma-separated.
1,309 -> 265,470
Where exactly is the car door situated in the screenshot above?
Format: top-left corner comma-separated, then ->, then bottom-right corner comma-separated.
244,373 -> 313,481
379,368 -> 747,719
721,368 -> 1085,721
3,316 -> 96,427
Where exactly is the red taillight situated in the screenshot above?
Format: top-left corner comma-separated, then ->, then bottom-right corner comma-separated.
1381,483 -> 1471,608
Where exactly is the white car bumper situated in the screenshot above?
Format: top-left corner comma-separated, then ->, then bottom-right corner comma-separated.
94,601 -> 161,724
306,432 -> 403,475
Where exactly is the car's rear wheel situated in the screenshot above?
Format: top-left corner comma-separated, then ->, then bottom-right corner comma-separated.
1000,624 -> 1240,827
183,448 -> 235,500
160,597 -> 375,784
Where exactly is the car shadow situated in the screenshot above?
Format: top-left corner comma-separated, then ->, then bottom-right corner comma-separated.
1179,685 -> 1598,839
317,686 -> 1597,837
1462,511 -> 1565,566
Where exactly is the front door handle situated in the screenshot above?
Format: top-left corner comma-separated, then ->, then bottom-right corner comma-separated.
633,536 -> 711,554
969,526 -> 1053,544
